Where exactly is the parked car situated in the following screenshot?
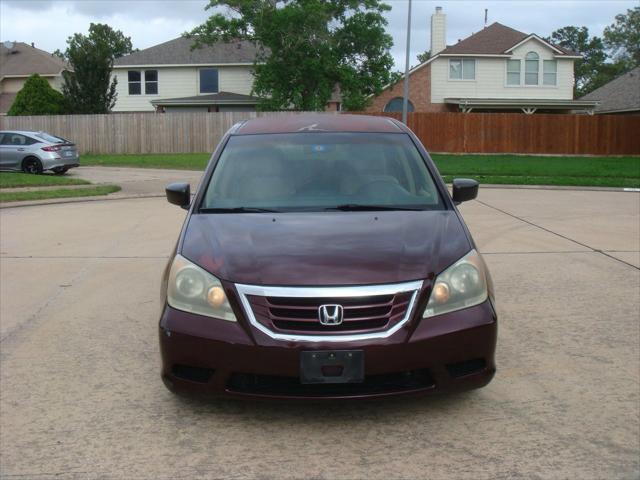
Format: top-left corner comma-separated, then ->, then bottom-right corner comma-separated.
0,130 -> 79,175
160,114 -> 497,400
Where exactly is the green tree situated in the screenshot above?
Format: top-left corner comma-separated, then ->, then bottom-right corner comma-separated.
604,6 -> 640,70
547,26 -> 623,96
190,0 -> 396,111
416,50 -> 430,64
7,74 -> 66,115
60,23 -> 133,113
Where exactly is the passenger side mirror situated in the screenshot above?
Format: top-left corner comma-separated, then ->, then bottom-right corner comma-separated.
166,183 -> 191,209
452,178 -> 479,204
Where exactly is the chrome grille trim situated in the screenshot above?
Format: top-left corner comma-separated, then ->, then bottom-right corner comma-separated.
235,280 -> 423,342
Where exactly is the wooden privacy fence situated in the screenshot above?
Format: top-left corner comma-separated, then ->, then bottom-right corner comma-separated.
381,112 -> 640,155
1,111 -> 639,155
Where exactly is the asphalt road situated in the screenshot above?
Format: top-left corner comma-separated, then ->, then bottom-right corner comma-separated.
1,177 -> 638,479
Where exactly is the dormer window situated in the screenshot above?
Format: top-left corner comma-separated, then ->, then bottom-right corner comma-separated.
525,52 -> 539,85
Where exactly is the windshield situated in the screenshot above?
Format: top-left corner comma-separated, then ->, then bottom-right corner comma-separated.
201,133 -> 444,212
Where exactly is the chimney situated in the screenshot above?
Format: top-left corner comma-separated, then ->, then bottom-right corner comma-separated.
430,6 -> 446,55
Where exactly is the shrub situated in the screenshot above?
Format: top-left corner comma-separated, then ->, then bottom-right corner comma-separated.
7,74 -> 67,115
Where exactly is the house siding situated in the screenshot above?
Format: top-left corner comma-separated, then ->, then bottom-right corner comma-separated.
1,75 -> 63,93
430,39 -> 575,103
111,65 -> 254,112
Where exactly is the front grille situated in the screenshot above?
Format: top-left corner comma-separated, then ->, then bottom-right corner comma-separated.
227,369 -> 435,397
246,292 -> 413,334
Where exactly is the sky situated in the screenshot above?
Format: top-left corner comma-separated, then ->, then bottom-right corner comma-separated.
0,0 -> 636,69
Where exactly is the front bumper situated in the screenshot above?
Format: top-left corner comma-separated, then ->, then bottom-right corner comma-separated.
159,298 -> 497,400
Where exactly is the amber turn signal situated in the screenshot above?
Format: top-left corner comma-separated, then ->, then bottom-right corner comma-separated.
432,282 -> 450,304
207,286 -> 226,307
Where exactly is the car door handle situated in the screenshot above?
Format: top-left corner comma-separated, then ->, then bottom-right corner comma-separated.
17,148 -> 25,151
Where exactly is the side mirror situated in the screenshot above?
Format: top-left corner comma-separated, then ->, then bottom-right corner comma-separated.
166,183 -> 191,209
452,178 -> 479,204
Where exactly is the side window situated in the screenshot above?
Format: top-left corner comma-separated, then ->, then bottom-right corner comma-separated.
128,71 -> 141,95
449,59 -> 475,80
507,59 -> 521,85
462,59 -> 475,79
145,70 -> 158,94
23,136 -> 38,145
0,134 -> 31,145
543,60 -> 557,86
449,59 -> 462,79
199,68 -> 219,94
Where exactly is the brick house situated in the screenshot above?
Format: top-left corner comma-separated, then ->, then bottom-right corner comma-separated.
367,7 -> 598,114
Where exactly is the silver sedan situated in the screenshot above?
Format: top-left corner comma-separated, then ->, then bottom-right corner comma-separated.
0,130 -> 80,175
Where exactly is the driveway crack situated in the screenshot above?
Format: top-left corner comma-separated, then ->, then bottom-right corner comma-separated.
474,199 -> 639,271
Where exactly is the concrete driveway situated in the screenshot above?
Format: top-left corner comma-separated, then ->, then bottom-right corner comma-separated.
0,185 -> 638,479
68,166 -> 203,198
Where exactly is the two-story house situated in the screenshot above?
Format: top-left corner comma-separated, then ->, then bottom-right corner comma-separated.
0,41 -> 70,115
367,7 -> 598,114
112,37 -> 261,112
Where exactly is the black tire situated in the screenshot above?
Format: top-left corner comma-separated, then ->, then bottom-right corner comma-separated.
53,167 -> 69,175
22,157 -> 43,174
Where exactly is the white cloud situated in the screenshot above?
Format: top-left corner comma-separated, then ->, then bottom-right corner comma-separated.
0,0 -> 636,68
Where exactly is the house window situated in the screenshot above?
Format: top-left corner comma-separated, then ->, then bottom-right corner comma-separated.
199,68 -> 219,93
145,70 -> 158,94
383,97 -> 415,113
543,60 -> 557,86
525,52 -> 539,85
449,59 -> 476,80
128,71 -> 141,95
507,59 -> 521,85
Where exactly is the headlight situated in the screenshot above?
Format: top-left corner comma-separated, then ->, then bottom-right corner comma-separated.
422,249 -> 488,318
167,254 -> 237,321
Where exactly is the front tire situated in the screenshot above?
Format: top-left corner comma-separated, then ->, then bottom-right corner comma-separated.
22,157 -> 43,174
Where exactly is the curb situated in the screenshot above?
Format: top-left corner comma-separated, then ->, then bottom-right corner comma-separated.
477,184 -> 639,193
0,193 -> 164,209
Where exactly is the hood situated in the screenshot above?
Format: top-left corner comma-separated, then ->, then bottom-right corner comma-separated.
181,211 -> 471,286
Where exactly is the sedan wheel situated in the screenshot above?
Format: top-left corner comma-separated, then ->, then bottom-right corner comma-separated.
53,167 -> 69,175
22,157 -> 43,174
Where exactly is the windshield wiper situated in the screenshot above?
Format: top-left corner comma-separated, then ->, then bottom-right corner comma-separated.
200,207 -> 281,213
327,204 -> 426,212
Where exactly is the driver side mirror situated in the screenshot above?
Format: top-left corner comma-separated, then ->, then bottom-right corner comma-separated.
166,183 -> 191,209
452,178 -> 479,204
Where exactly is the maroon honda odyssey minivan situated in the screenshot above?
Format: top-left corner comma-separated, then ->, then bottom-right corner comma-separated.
160,114 -> 497,399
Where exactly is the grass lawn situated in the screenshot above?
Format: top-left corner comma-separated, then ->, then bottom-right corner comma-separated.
81,153 -> 640,188
0,172 -> 90,189
0,185 -> 121,203
83,153 -> 209,170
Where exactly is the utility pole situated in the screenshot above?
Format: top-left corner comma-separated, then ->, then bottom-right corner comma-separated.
402,0 -> 412,124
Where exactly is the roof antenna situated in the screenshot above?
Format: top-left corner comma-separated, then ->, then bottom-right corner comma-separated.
484,8 -> 488,27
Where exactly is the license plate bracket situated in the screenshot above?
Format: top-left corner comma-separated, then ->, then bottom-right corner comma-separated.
300,350 -> 364,384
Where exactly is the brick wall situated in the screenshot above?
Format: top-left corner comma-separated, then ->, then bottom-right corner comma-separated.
364,64 -> 450,113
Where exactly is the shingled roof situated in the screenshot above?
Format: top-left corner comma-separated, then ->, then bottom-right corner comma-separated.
439,22 -> 577,56
114,37 -> 258,66
580,67 -> 640,113
0,42 -> 69,78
